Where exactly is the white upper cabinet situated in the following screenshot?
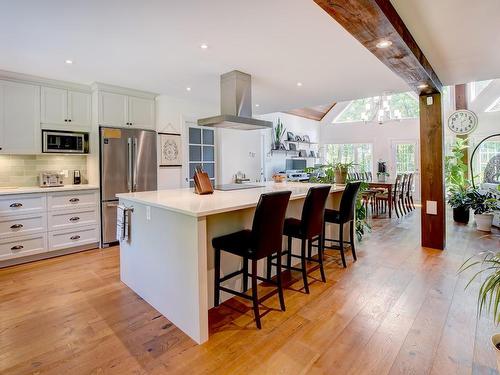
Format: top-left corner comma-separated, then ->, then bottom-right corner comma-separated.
41,86 -> 91,129
128,96 -> 155,129
98,91 -> 155,130
98,91 -> 128,127
0,80 -> 40,154
67,91 -> 91,128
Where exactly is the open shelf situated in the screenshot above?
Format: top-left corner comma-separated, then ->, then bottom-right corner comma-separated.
283,140 -> 318,146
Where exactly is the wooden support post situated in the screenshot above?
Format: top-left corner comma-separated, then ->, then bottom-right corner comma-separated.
419,93 -> 446,249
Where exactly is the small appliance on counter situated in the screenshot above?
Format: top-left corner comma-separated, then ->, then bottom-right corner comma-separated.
39,171 -> 64,187
234,171 -> 251,184
73,170 -> 81,185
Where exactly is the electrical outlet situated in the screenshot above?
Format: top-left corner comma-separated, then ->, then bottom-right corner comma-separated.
146,206 -> 151,221
426,200 -> 437,215
62,169 -> 69,178
426,96 -> 433,105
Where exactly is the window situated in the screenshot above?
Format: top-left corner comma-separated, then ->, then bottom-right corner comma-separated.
395,143 -> 416,173
325,143 -> 373,173
470,80 -> 492,102
188,126 -> 215,187
473,140 -> 500,182
333,92 -> 419,123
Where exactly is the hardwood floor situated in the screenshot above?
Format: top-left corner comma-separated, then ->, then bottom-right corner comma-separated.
1,209 -> 499,374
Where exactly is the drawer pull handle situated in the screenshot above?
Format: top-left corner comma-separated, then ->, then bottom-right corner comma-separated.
70,235 -> 81,240
69,217 -> 80,222
10,224 -> 24,229
11,245 -> 24,251
9,203 -> 23,208
69,198 -> 80,203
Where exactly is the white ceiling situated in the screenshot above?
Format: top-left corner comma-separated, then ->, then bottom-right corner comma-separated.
0,0 -> 409,114
391,0 -> 500,86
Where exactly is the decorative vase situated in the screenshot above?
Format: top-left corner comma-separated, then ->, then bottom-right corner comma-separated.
377,173 -> 387,182
491,334 -> 500,371
335,169 -> 347,184
475,213 -> 494,232
453,206 -> 470,224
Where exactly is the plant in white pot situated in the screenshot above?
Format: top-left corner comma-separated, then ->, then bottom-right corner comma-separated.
459,249 -> 500,370
467,189 -> 500,232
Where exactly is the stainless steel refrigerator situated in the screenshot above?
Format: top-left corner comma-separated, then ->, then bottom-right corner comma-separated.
100,127 -> 157,245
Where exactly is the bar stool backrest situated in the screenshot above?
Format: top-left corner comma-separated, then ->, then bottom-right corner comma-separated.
251,191 -> 292,259
300,185 -> 331,238
393,174 -> 402,200
339,181 -> 362,223
407,172 -> 413,193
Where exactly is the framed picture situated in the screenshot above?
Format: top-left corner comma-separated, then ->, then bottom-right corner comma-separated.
303,135 -> 310,143
287,131 -> 295,141
288,143 -> 297,151
159,133 -> 182,167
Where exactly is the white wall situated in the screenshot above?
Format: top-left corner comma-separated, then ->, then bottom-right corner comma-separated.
155,95 -> 217,189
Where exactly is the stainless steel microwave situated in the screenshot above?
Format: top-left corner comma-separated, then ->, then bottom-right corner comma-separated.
42,130 -> 89,154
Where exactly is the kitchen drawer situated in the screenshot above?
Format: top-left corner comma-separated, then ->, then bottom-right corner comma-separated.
0,233 -> 47,261
0,213 -> 47,239
0,194 -> 46,217
48,225 -> 98,251
48,207 -> 97,231
47,190 -> 98,211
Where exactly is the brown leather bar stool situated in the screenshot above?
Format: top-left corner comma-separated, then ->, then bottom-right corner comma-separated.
323,182 -> 361,268
212,190 -> 291,329
268,185 -> 331,294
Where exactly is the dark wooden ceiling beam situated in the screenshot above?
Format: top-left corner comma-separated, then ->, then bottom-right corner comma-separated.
313,0 -> 443,94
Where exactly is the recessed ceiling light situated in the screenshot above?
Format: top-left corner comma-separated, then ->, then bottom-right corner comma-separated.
65,59 -> 73,64
418,83 -> 428,89
200,43 -> 208,49
186,87 -> 191,91
296,82 -> 303,87
376,40 -> 392,49
255,104 -> 260,107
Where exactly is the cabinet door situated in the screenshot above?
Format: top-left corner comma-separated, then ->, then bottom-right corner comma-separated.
67,90 -> 91,128
98,91 -> 128,127
41,86 -> 68,125
0,80 -> 40,154
128,96 -> 155,129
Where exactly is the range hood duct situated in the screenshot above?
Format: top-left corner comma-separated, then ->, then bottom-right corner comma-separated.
197,70 -> 272,130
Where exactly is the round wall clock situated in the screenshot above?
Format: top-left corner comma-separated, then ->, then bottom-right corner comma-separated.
447,109 -> 478,135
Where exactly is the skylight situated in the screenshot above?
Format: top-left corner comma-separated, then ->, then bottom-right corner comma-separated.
333,92 -> 418,124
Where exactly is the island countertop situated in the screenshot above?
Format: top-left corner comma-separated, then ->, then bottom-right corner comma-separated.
117,181 -> 345,217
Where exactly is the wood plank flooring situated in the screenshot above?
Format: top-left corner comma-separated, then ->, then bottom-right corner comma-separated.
1,210 -> 499,374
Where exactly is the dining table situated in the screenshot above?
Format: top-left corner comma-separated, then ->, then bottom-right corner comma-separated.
367,180 -> 396,218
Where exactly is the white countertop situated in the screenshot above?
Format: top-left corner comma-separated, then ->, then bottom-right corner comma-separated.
117,182 -> 345,217
0,184 -> 99,196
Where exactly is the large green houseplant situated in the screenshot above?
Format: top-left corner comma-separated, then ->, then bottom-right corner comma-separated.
445,138 -> 472,223
467,189 -> 500,231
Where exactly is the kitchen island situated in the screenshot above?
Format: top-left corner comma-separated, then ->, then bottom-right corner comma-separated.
117,182 -> 345,344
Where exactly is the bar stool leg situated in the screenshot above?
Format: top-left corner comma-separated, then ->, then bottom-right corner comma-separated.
350,221 -> 357,261
307,238 -> 313,260
287,236 -> 292,268
276,251 -> 286,311
243,256 -> 248,292
339,223 -> 347,268
214,248 -> 221,307
266,255 -> 272,281
317,235 -> 326,282
251,260 -> 261,329
300,239 -> 310,294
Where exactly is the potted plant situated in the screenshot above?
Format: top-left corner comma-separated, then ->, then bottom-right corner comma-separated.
459,249 -> 500,370
273,118 -> 286,150
376,160 -> 389,182
447,185 -> 471,223
334,162 -> 354,184
467,189 -> 500,232
446,139 -> 472,224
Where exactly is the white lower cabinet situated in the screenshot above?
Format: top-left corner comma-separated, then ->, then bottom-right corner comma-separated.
48,225 -> 99,251
0,233 -> 47,261
0,188 -> 99,265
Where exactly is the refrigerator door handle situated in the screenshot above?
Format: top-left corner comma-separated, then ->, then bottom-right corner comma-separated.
127,137 -> 133,192
133,137 -> 138,191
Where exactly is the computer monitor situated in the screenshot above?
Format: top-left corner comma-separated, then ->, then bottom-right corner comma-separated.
285,159 -> 307,171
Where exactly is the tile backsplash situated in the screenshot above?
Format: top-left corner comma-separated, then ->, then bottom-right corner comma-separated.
0,155 -> 88,187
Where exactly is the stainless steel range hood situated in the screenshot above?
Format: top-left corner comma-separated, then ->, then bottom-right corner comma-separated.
198,70 -> 272,130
